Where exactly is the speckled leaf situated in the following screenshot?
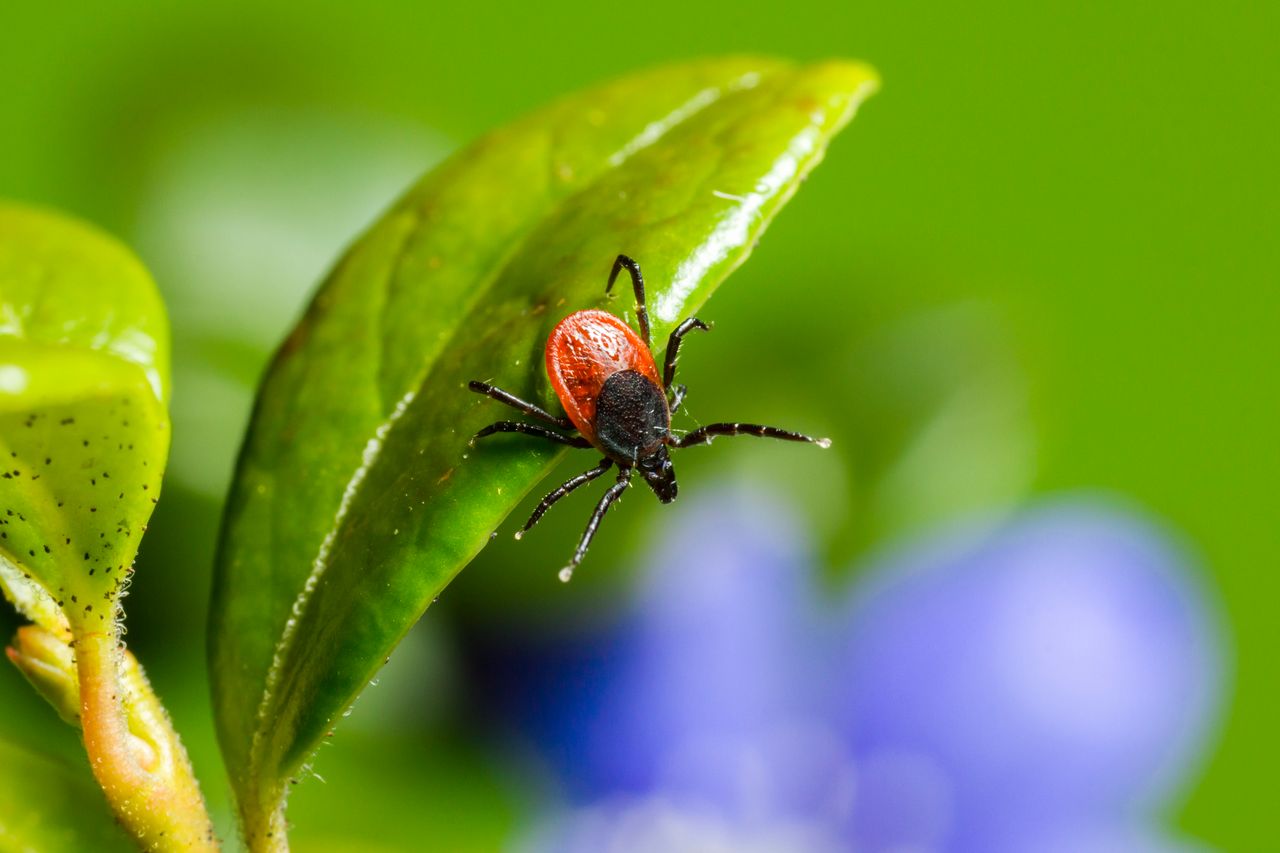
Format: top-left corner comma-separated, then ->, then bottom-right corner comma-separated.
0,203 -> 169,637
0,739 -> 135,852
210,57 -> 878,841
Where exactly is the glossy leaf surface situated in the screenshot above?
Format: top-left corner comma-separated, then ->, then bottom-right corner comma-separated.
209,57 -> 878,838
0,203 -> 170,637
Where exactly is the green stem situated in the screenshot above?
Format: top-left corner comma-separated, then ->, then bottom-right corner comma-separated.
242,784 -> 290,853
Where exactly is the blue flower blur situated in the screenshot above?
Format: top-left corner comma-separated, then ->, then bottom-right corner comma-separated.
490,489 -> 1223,853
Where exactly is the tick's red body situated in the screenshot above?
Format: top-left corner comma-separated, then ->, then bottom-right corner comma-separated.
546,309 -> 665,446
469,254 -> 828,581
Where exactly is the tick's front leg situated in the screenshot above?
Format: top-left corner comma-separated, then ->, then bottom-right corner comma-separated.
516,458 -> 614,539
559,466 -> 633,582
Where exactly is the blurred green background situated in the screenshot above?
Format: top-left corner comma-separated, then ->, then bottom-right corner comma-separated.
1,1 -> 1274,849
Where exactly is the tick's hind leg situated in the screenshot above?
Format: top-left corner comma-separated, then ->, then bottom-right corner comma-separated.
469,380 -> 573,429
663,317 -> 710,388
471,421 -> 592,448
606,254 -> 651,346
559,466 -> 633,582
675,422 -> 832,449
517,458 -> 613,539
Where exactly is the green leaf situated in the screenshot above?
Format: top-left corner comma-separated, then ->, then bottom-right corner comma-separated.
0,202 -> 170,637
210,57 -> 878,841
0,739 -> 135,852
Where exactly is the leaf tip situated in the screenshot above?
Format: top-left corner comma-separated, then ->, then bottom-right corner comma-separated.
816,58 -> 882,94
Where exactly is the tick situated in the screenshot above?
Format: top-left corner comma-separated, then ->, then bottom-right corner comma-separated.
469,254 -> 830,581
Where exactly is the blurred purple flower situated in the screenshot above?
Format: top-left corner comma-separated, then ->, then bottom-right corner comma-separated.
489,489 -> 1223,853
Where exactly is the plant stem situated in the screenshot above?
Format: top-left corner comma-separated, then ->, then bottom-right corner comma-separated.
77,629 -> 219,851
244,794 -> 290,853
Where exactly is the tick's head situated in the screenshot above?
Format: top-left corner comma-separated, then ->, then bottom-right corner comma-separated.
638,445 -> 677,503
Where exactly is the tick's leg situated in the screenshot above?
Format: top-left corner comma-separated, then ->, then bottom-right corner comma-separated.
663,317 -> 710,388
471,421 -> 592,448
675,422 -> 831,449
559,466 -> 633,582
469,380 -> 573,429
516,458 -> 613,539
606,254 -> 651,346
668,383 -> 688,412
